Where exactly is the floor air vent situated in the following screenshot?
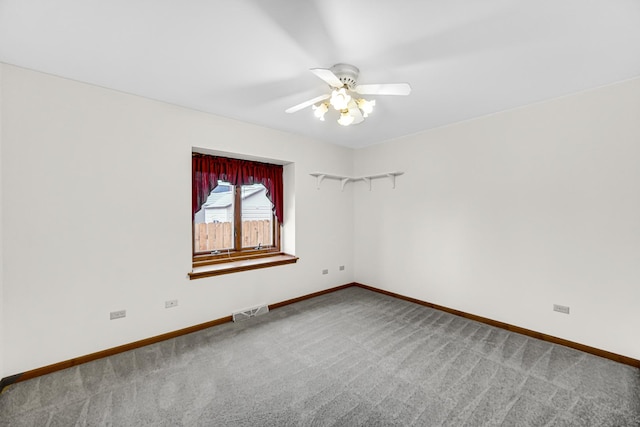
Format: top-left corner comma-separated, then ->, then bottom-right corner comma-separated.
232,304 -> 269,322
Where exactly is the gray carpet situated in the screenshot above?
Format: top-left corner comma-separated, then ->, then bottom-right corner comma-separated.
1,287 -> 639,426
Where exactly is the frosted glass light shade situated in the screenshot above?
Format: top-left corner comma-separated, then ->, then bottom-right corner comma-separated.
337,110 -> 355,126
330,88 -> 351,111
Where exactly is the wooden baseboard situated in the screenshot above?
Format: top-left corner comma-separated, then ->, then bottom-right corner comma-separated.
269,283 -> 355,310
353,282 -> 640,369
2,281 -> 637,393
0,374 -> 21,394
0,315 -> 233,393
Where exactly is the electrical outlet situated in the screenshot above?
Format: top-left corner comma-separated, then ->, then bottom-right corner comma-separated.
339,265 -> 345,271
165,299 -> 178,309
322,269 -> 329,275
553,304 -> 570,314
110,310 -> 126,320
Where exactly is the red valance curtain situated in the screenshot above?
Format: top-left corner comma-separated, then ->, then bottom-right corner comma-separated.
192,154 -> 284,223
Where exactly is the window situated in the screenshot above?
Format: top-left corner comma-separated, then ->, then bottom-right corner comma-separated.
193,181 -> 275,253
190,153 -> 296,278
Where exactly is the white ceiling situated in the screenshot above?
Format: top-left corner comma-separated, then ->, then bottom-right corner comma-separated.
1,0 -> 640,149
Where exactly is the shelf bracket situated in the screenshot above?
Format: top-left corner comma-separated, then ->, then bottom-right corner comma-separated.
363,177 -> 372,191
314,174 -> 326,190
341,178 -> 350,191
387,173 -> 397,189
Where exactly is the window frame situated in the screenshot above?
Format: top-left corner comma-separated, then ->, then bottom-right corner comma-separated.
192,183 -> 281,262
191,153 -> 291,273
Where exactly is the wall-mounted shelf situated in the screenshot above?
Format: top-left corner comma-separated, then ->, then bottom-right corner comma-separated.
310,172 -> 404,191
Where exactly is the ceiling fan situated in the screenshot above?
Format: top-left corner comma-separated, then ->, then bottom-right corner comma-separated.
285,63 -> 411,126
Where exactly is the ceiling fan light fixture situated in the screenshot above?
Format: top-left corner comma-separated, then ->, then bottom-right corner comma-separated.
337,110 -> 355,126
330,88 -> 351,111
356,98 -> 375,117
312,102 -> 329,121
286,64 -> 411,127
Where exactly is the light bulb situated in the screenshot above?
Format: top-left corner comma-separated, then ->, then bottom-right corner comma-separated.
337,110 -> 355,126
330,88 -> 351,111
312,102 -> 329,121
356,98 -> 375,117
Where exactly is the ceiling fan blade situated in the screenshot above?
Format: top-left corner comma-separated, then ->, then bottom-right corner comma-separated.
348,100 -> 364,124
354,83 -> 411,96
285,93 -> 330,113
310,68 -> 344,88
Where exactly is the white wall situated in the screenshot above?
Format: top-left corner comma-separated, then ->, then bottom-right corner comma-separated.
354,77 -> 640,360
0,64 -> 355,377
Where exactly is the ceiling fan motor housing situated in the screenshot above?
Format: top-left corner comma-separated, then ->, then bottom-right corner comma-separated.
331,63 -> 359,89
